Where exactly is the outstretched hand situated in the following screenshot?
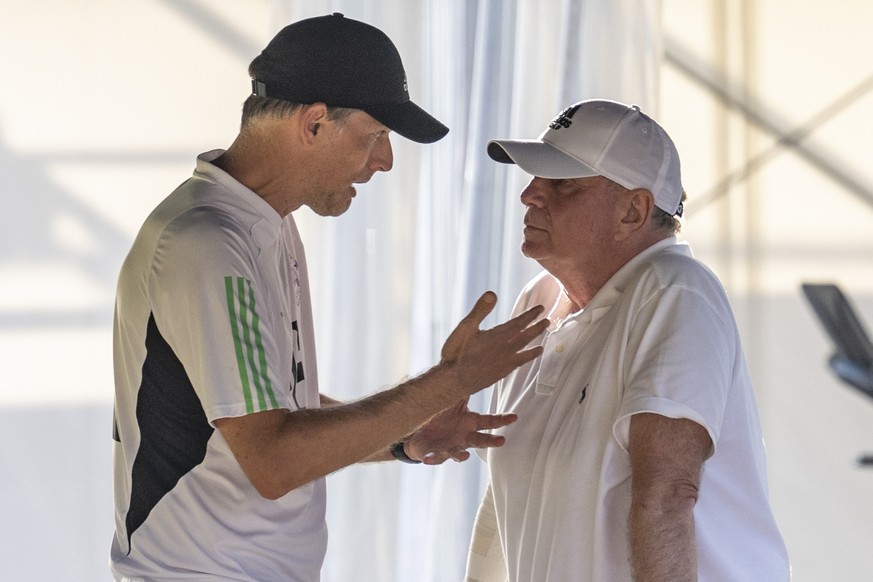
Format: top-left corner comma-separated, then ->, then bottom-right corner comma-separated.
439,291 -> 547,398
405,399 -> 518,465
395,292 -> 544,464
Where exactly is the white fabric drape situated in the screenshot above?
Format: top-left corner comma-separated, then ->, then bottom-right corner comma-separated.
272,1 -> 659,580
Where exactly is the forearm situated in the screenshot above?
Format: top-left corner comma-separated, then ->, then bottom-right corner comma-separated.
220,362 -> 464,498
626,413 -> 710,582
628,493 -> 697,581
319,393 -> 399,463
219,295 -> 547,499
274,403 -> 415,475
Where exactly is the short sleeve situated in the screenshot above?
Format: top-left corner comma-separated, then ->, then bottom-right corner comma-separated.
613,284 -> 736,454
149,207 -> 287,423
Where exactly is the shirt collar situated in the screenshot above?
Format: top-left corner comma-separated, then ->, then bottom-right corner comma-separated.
561,236 -> 690,325
194,149 -> 284,231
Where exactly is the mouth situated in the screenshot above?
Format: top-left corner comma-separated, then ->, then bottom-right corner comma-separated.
350,175 -> 374,196
523,210 -> 545,229
523,219 -> 546,232
523,226 -> 543,239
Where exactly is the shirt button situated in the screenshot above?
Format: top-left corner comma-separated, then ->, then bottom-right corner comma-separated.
555,344 -> 564,353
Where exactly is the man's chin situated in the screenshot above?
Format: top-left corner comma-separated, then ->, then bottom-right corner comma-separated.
520,240 -> 546,261
311,205 -> 350,218
306,189 -> 355,217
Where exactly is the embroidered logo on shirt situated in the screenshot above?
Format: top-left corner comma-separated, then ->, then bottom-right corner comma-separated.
578,383 -> 589,403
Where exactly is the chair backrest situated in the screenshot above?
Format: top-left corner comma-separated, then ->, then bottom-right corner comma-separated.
801,283 -> 873,367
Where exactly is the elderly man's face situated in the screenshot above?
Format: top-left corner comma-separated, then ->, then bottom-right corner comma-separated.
519,175 -> 625,271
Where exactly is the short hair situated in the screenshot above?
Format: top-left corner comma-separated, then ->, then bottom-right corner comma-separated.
243,53 -> 358,128
651,191 -> 687,234
240,94 -> 356,128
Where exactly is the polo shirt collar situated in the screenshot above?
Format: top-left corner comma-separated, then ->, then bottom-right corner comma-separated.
563,236 -> 689,325
194,149 -> 284,231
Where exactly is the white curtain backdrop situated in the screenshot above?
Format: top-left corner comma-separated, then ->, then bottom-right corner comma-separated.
0,1 -> 656,580
7,2 -> 873,580
272,2 -> 659,580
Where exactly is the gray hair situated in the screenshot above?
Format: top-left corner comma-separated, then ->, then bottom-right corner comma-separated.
240,94 -> 356,128
651,191 -> 687,234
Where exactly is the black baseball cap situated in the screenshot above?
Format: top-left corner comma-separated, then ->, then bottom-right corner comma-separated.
249,13 -> 449,144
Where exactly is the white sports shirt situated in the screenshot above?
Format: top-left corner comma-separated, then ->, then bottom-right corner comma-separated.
111,150 -> 326,581
477,237 -> 790,582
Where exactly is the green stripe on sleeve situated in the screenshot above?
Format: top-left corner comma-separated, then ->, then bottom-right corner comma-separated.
225,276 -> 279,414
245,282 -> 279,409
225,276 -> 255,413
235,277 -> 268,411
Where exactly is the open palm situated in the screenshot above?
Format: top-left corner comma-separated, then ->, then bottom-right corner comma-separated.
406,399 -> 517,465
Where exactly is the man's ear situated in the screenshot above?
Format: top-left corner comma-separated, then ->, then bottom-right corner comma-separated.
300,103 -> 330,144
615,188 -> 654,241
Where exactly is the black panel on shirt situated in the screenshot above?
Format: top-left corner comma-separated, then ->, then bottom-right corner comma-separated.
124,314 -> 214,546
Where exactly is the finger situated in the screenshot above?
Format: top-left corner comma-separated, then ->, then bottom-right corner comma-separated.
441,292 -> 498,361
422,452 -> 450,465
469,290 -> 497,318
513,318 -> 550,349
481,309 -> 548,357
424,447 -> 472,464
471,412 -> 518,430
457,292 -> 498,329
488,303 -> 545,334
451,449 -> 471,463
506,344 -> 545,369
480,346 -> 545,387
466,432 -> 508,450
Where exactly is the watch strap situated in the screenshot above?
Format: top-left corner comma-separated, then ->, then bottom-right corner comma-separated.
390,440 -> 421,464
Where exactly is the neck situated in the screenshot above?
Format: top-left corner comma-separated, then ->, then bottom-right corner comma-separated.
547,232 -> 672,310
213,122 -> 306,217
549,266 -> 609,312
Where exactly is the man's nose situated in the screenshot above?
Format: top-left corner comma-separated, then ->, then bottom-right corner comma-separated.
369,134 -> 394,173
520,177 -> 548,207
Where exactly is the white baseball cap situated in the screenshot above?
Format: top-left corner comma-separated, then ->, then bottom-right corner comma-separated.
487,99 -> 684,216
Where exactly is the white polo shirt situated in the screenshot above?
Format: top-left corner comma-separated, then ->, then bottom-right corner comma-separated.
111,150 -> 326,581
485,237 -> 790,581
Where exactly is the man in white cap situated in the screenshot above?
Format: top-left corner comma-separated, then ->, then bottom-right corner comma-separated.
464,99 -> 790,581
110,13 -> 548,581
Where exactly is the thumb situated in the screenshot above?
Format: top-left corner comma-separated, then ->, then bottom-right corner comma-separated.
441,292 -> 497,362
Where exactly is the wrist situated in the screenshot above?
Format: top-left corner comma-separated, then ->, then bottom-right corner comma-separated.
429,360 -> 468,402
390,440 -> 421,464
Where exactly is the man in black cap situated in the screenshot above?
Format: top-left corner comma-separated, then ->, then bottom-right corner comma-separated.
110,14 -> 547,581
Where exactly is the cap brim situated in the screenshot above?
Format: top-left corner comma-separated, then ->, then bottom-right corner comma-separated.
487,139 -> 600,179
365,101 -> 449,144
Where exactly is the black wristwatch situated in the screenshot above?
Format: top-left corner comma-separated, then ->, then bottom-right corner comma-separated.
390,441 -> 421,464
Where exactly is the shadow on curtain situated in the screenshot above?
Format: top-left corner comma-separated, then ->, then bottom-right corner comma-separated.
273,1 -> 659,580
